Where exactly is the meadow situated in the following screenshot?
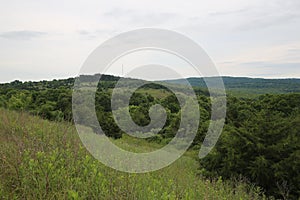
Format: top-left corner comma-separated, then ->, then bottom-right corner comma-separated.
0,109 -> 265,199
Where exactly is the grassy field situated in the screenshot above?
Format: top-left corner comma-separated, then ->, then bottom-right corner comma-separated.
0,109 -> 266,199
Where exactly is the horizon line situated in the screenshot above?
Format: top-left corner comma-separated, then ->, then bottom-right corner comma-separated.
1,73 -> 300,84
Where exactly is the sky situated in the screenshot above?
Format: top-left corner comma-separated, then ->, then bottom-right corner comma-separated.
0,0 -> 300,82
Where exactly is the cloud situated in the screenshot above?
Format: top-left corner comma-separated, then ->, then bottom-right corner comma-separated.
209,8 -> 250,16
238,61 -> 300,77
238,13 -> 300,31
77,29 -> 117,40
203,1 -> 300,32
217,59 -> 300,78
1,0 -> 300,81
0,30 -> 47,40
235,1 -> 300,31
240,61 -> 300,68
287,48 -> 300,53
77,30 -> 98,39
103,8 -> 180,26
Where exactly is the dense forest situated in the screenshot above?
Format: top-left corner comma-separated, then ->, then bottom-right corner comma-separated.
0,74 -> 299,199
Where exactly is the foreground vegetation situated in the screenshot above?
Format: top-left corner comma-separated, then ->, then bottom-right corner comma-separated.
0,109 -> 264,199
0,75 -> 299,199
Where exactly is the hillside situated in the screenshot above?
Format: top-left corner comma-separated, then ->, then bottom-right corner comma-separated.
0,109 -> 264,199
0,74 -> 300,199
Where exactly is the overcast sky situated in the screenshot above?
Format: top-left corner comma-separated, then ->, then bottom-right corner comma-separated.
0,0 -> 300,82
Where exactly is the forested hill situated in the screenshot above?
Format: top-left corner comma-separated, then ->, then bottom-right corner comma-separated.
2,75 -> 300,96
0,74 -> 120,90
164,76 -> 300,95
0,74 -> 300,198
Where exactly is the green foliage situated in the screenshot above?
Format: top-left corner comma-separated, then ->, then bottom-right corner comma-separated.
1,75 -> 300,199
200,94 -> 300,199
0,109 -> 263,199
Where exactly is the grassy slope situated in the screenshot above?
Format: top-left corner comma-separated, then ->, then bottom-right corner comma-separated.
0,109 -> 265,199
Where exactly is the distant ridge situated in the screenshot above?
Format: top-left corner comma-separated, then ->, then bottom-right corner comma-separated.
1,74 -> 300,96
163,76 -> 300,95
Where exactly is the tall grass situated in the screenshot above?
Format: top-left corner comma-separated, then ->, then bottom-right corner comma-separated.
0,109 -> 265,199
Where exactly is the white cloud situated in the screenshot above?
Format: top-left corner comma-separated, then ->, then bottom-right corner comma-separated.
0,31 -> 47,40
0,0 -> 299,82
